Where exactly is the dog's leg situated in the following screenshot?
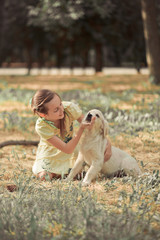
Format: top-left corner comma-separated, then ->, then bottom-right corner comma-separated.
121,157 -> 142,176
82,160 -> 103,186
66,151 -> 84,181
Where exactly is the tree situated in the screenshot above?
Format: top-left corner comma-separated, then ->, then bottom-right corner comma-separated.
141,0 -> 160,84
0,0 -> 12,66
28,0 -> 84,68
0,0 -> 38,73
103,0 -> 145,70
28,0 -> 114,71
0,0 -> 148,72
78,0 -> 114,72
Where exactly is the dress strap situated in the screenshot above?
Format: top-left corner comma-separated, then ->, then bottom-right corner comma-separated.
41,117 -> 58,129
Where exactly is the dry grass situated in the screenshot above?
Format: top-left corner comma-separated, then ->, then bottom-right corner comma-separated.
0,74 -> 159,223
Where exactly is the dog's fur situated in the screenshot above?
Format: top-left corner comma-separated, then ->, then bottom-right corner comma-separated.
67,109 -> 142,186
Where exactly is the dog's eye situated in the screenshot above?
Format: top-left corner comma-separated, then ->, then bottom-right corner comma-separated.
96,114 -> 100,118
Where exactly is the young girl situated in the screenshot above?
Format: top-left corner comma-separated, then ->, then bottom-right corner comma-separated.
31,89 -> 111,180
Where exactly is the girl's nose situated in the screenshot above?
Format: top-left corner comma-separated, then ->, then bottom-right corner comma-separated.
60,104 -> 64,112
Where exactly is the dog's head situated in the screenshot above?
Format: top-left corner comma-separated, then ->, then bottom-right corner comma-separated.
84,109 -> 109,137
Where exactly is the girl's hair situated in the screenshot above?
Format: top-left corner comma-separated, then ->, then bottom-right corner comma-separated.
31,89 -> 57,114
31,89 -> 66,137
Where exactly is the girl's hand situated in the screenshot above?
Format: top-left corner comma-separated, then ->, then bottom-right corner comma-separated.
104,139 -> 112,162
47,117 -> 96,154
80,116 -> 96,130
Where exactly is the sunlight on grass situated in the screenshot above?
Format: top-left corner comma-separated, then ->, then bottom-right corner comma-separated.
0,74 -> 160,239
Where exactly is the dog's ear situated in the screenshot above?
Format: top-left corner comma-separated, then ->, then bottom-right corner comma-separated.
101,119 -> 109,137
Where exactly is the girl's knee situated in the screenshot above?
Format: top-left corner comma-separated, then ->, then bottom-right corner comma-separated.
37,171 -> 53,180
37,171 -> 62,180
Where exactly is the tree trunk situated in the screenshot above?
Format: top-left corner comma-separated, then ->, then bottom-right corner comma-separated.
82,48 -> 89,68
24,38 -> 33,75
55,45 -> 62,68
95,42 -> 103,72
38,46 -> 45,68
113,48 -> 121,67
0,0 -> 6,66
141,0 -> 160,85
70,40 -> 75,69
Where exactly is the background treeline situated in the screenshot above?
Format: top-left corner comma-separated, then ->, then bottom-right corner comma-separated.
0,0 -> 160,74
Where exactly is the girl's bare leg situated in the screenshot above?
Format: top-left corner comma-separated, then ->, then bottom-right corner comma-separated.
37,171 -> 60,180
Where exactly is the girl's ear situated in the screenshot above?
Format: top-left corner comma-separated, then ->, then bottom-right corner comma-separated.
38,113 -> 46,118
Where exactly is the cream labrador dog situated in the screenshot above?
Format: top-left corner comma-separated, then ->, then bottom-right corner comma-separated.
67,109 -> 142,186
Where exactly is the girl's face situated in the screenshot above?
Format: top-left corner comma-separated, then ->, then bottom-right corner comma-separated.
42,95 -> 64,122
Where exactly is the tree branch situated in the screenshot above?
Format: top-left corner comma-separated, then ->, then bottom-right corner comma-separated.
0,140 -> 39,148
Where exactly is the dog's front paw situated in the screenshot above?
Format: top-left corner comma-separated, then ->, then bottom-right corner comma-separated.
65,176 -> 73,182
63,178 -> 69,182
82,181 -> 90,187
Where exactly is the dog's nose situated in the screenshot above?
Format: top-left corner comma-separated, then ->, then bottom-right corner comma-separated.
86,112 -> 92,122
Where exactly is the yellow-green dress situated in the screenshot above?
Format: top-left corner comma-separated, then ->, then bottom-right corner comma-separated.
32,101 -> 82,175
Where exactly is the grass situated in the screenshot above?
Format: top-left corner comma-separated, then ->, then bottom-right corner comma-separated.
0,170 -> 159,240
0,74 -> 160,239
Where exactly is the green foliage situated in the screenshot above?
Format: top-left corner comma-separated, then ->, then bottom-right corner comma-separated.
0,0 -> 146,71
106,107 -> 160,135
0,87 -> 159,134
61,88 -> 111,113
28,0 -> 85,29
0,170 -> 159,240
0,87 -> 34,104
117,171 -> 160,226
0,86 -> 36,132
0,82 -> 159,240
61,89 -> 160,135
0,0 -> 36,63
0,111 -> 36,132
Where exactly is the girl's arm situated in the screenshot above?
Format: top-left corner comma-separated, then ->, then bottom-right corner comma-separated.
104,139 -> 112,162
77,114 -> 84,123
47,115 -> 94,154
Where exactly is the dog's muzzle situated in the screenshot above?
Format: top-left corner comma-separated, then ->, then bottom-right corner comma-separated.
85,112 -> 92,122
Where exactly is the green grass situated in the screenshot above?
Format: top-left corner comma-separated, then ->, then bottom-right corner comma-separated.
0,170 -> 159,240
0,76 -> 160,239
0,88 -> 159,134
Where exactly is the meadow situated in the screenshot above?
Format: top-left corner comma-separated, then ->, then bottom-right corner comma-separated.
0,74 -> 159,240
